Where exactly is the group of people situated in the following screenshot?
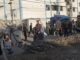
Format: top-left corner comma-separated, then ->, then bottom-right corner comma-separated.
48,20 -> 76,37
22,19 -> 45,41
0,19 -> 77,55
22,19 -> 77,41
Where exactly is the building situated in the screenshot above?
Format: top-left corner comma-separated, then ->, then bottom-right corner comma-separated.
0,0 -> 80,27
77,0 -> 80,15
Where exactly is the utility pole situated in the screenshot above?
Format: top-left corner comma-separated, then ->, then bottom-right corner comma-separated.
70,0 -> 72,19
44,0 -> 48,34
8,0 -> 13,25
56,0 -> 60,15
50,0 -> 52,17
44,0 -> 47,23
19,0 -> 23,31
77,0 -> 79,15
19,0 -> 23,30
19,0 -> 23,20
3,0 -> 7,21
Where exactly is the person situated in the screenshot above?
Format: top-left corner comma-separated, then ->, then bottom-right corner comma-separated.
46,22 -> 50,35
53,23 -> 56,36
68,21 -> 72,35
55,20 -> 62,36
30,23 -> 33,33
72,20 -> 76,34
33,20 -> 44,40
62,22 -> 68,37
23,23 -> 27,41
9,26 -> 13,38
29,23 -> 33,36
3,34 -> 14,54
35,20 -> 42,33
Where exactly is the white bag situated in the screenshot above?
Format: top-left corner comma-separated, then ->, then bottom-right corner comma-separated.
44,32 -> 47,37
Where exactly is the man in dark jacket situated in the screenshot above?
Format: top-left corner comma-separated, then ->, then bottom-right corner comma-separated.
28,23 -> 33,36
23,24 -> 27,41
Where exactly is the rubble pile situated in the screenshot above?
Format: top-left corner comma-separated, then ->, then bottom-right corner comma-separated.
48,34 -> 80,46
0,20 -> 7,29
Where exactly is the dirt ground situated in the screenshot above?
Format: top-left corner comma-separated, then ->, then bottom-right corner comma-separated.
0,34 -> 80,60
8,42 -> 80,60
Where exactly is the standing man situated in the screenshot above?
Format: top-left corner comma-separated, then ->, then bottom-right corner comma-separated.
55,20 -> 62,36
29,23 -> 33,36
33,20 -> 44,40
46,22 -> 50,35
72,20 -> 76,34
68,21 -> 72,35
23,23 -> 27,41
62,22 -> 68,37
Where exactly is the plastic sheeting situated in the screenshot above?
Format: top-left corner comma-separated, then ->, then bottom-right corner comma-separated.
50,15 -> 70,26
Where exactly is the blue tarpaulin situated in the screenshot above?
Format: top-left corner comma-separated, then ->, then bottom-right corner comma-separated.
50,15 -> 70,23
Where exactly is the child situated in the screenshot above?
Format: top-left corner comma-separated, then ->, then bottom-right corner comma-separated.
3,34 -> 14,54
